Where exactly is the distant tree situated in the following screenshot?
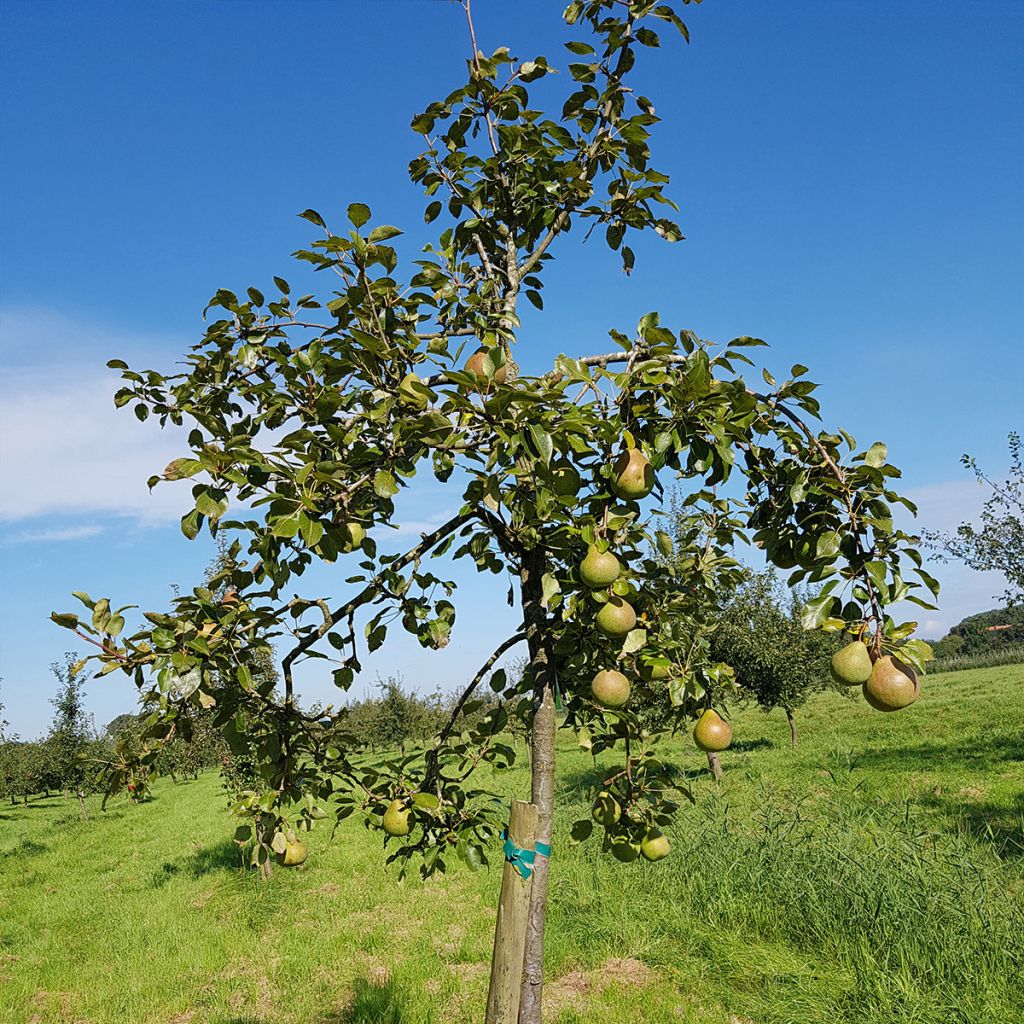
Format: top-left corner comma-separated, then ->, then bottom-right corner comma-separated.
0,679 -> 7,742
46,653 -> 98,819
930,605 -> 1024,659
710,570 -> 837,749
925,431 -> 1023,606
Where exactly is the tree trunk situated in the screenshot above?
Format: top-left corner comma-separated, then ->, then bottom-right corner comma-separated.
517,548 -> 556,1024
706,750 -> 723,781
77,791 -> 89,822
785,707 -> 798,749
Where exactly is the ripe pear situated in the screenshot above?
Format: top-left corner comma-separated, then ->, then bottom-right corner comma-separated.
397,372 -> 431,410
693,709 -> 732,752
339,521 -> 366,552
551,461 -> 582,498
595,596 -> 637,637
591,791 -> 621,828
591,669 -> 631,708
863,655 -> 920,712
610,836 -> 641,862
276,837 -> 308,867
382,798 -> 411,836
610,448 -> 654,500
639,659 -> 670,682
579,546 -> 621,589
465,348 -> 508,385
830,641 -> 873,686
640,830 -> 671,862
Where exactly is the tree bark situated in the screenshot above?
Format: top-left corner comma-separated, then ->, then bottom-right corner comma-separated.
785,707 -> 798,749
517,548 -> 556,1024
77,791 -> 89,822
706,750 -> 723,781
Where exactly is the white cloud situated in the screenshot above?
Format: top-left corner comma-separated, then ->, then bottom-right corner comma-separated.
0,309 -> 193,526
7,524 -> 105,543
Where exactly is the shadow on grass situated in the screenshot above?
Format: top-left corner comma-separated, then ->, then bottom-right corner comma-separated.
731,737 -> 775,753
917,789 -> 1024,861
151,837 -> 244,887
853,733 -> 1024,774
326,976 -> 430,1024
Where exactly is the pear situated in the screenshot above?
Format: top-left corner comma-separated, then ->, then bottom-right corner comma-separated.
465,348 -> 508,385
591,791 -> 621,828
551,461 -> 582,498
863,655 -> 920,712
693,709 -> 732,752
579,546 -> 621,588
339,521 -> 366,552
610,448 -> 654,500
639,659 -> 670,682
610,837 -> 641,863
397,372 -> 431,410
830,641 -> 873,686
591,669 -> 631,708
276,837 -> 308,867
640,830 -> 671,862
595,596 -> 637,637
382,798 -> 411,836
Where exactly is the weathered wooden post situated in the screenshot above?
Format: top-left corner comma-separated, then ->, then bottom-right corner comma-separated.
484,799 -> 539,1024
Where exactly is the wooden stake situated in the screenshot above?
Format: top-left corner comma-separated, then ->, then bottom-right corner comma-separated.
484,799 -> 538,1024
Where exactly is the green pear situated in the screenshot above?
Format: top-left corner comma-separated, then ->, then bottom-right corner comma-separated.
831,641 -> 873,686
591,791 -> 621,828
382,798 -> 411,836
693,709 -> 732,752
579,546 -> 621,588
640,830 -> 671,862
591,669 -> 631,708
863,655 -> 920,712
551,461 -> 582,498
610,448 -> 654,500
595,597 -> 637,637
339,521 -> 366,552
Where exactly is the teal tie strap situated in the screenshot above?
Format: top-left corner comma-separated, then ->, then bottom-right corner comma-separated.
500,830 -> 552,879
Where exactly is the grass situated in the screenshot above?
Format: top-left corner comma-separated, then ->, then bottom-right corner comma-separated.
1,664 -> 1022,1024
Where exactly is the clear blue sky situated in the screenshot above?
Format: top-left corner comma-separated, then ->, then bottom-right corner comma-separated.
2,1 -> 1021,737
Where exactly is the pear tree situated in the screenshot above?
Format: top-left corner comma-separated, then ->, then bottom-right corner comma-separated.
52,2 -> 937,1020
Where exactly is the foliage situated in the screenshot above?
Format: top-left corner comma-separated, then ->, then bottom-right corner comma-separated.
928,644 -> 1024,675
929,604 -> 1024,659
46,653 -> 99,802
925,431 -> 1023,606
50,2 -> 938,1013
709,569 -> 840,719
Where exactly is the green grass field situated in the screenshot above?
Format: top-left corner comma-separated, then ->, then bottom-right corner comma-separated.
2,665 -> 1022,1024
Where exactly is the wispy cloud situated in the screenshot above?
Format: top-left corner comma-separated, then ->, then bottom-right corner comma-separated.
8,524 -> 105,543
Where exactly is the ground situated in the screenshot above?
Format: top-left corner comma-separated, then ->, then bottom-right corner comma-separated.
1,665 -> 1021,1024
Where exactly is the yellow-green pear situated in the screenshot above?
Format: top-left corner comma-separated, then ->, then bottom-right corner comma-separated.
382,798 -> 412,836
595,596 -> 636,637
591,669 -> 631,708
610,448 -> 654,500
863,655 -> 920,712
591,791 -> 621,828
610,836 -> 641,862
397,372 -> 431,410
640,829 -> 671,862
276,837 -> 308,867
693,709 -> 732,752
579,546 -> 621,588
465,348 -> 508,385
339,521 -> 366,552
639,659 -> 670,682
831,641 -> 873,686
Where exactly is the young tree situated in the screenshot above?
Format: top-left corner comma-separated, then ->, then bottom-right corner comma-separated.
53,3 -> 937,1019
46,653 -> 97,820
924,431 -> 1023,606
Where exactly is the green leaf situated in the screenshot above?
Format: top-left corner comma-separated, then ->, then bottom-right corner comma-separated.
299,209 -> 326,228
180,508 -> 202,540
51,612 -> 79,630
347,203 -> 371,229
374,469 -> 399,499
800,593 -> 835,630
815,531 -> 841,560
528,425 -> 553,464
864,442 -> 888,468
540,573 -> 561,609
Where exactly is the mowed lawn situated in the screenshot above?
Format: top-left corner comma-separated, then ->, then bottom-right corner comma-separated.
1,665 -> 1022,1024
